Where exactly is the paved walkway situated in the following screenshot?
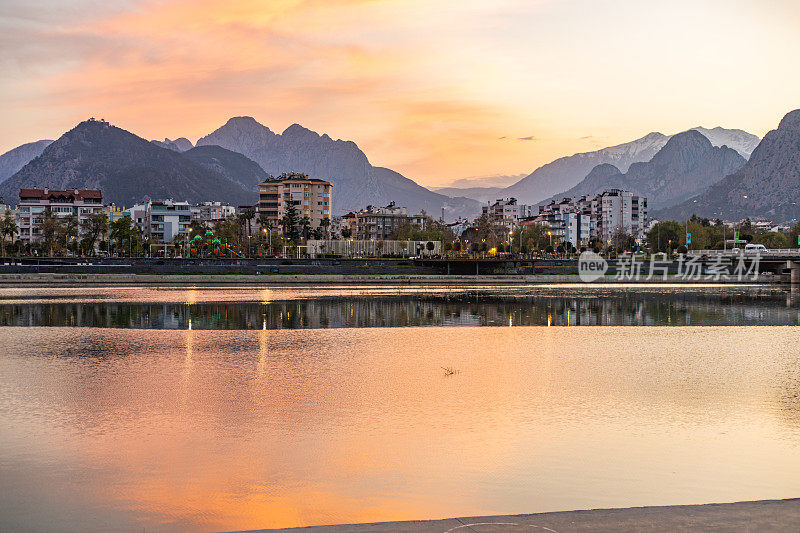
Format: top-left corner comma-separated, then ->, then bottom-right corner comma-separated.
237,498 -> 800,532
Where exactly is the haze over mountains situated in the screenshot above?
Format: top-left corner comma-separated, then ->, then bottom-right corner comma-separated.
540,130 -> 746,211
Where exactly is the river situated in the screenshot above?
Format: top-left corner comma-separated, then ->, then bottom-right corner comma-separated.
1,285 -> 799,531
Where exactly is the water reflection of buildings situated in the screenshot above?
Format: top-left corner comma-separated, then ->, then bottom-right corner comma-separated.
1,291 -> 799,329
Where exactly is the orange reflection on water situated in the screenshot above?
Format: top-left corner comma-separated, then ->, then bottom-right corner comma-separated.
2,326 -> 800,531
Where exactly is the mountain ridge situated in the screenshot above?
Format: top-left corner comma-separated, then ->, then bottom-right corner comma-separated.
0,140 -> 53,187
539,130 -> 746,211
0,120 -> 254,208
657,109 -> 800,221
196,116 -> 481,217
495,127 -> 759,205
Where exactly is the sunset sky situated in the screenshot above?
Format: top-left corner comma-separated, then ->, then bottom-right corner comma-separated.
2,0 -> 799,186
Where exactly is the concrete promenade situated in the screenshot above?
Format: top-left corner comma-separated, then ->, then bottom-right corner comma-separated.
238,498 -> 800,532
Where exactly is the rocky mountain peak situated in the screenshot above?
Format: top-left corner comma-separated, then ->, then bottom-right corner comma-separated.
282,123 -> 319,140
650,130 -> 713,165
777,109 -> 800,132
585,163 -> 622,180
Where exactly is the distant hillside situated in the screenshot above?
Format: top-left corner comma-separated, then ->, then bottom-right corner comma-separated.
658,109 -> 800,221
182,145 -> 267,193
432,186 -> 504,203
151,137 -> 193,152
445,174 -> 527,189
197,117 -> 481,218
540,131 -> 745,210
0,120 -> 254,207
0,140 -> 53,186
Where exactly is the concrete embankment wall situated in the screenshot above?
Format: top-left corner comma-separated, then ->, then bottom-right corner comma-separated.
0,273 -> 773,285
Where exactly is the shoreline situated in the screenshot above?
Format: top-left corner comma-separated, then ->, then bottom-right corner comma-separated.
236,498 -> 800,532
0,273 -> 777,285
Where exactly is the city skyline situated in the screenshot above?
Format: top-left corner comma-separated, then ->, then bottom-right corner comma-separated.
2,0 -> 799,186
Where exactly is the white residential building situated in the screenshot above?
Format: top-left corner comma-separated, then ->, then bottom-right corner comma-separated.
191,201 -> 236,223
535,189 -> 647,245
130,199 -> 191,242
482,198 -> 532,230
17,188 -> 104,244
595,189 -> 647,243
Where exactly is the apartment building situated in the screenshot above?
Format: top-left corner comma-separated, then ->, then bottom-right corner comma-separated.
17,188 -> 103,243
595,189 -> 647,243
534,189 -> 647,246
352,202 -> 426,240
257,174 -> 332,229
130,199 -> 191,242
530,211 -> 590,249
191,201 -> 236,223
482,198 -> 532,230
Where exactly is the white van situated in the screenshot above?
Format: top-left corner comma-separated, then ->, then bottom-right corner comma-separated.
743,243 -> 767,254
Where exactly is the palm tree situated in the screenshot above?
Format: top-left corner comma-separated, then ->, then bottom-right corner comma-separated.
300,216 -> 311,241
319,217 -> 331,240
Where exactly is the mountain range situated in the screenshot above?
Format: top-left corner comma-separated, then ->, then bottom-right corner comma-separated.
151,137 -> 194,152
195,116 -> 479,216
1,111 -> 797,222
657,109 -> 800,221
0,120 -> 255,207
540,130 -> 746,210
490,127 -> 760,205
0,117 -> 480,218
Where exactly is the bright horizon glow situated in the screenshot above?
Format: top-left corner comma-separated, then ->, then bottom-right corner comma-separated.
1,0 -> 799,186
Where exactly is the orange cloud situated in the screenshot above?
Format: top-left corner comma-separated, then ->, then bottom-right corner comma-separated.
4,0 -> 798,186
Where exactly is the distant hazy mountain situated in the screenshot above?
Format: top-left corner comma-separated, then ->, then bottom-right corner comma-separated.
196,116 -> 480,217
432,186 -> 504,203
151,137 -> 193,152
0,140 -> 53,186
182,145 -> 267,193
542,130 -> 745,210
502,132 -> 670,204
445,174 -> 527,189
0,120 -> 253,207
501,127 -> 759,205
658,109 -> 800,221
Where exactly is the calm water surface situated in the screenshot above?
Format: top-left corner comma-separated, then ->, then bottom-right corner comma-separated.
2,285 -> 800,532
